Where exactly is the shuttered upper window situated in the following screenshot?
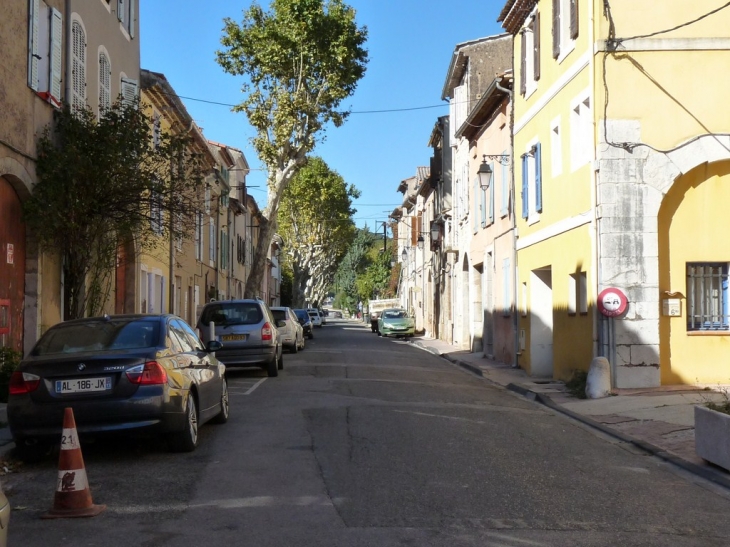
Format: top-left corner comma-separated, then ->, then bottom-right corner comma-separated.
99,52 -> 111,114
552,0 -> 578,61
28,1 -> 62,107
71,21 -> 86,113
520,13 -> 540,97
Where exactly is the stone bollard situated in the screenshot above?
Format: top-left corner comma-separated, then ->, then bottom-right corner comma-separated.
585,357 -> 612,399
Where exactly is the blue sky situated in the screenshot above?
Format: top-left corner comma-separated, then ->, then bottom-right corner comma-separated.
140,1 -> 507,231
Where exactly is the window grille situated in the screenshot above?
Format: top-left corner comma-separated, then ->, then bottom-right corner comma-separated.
687,263 -> 729,331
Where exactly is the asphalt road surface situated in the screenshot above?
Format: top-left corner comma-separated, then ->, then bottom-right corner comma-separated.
6,318 -> 730,546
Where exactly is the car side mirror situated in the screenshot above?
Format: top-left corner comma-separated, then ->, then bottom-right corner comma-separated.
276,320 -> 287,328
206,340 -> 223,352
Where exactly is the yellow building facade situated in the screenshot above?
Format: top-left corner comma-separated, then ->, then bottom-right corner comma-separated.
500,0 -> 730,387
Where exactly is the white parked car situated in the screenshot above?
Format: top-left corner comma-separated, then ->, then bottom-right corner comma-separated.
271,306 -> 305,353
307,309 -> 323,328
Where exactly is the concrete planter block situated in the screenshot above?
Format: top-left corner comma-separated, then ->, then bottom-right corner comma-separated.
695,405 -> 730,471
585,357 -> 611,399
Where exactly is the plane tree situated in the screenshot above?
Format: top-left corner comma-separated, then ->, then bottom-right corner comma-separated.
216,0 -> 368,298
278,157 -> 358,308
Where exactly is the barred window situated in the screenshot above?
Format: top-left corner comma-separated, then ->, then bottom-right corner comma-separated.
687,263 -> 729,331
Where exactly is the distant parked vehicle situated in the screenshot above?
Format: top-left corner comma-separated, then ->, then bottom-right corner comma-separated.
271,306 -> 305,353
197,299 -> 284,377
307,309 -> 323,328
377,308 -> 416,338
294,309 -> 314,339
8,314 -> 228,461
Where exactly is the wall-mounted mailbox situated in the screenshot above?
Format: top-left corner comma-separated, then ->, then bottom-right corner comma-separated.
663,298 -> 682,317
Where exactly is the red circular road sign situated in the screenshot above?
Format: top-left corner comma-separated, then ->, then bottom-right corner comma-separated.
598,288 -> 628,317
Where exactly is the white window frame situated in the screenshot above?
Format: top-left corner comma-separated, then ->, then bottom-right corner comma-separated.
522,12 -> 539,99
554,0 -> 577,64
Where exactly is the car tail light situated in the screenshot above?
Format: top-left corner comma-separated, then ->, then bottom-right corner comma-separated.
126,361 -> 168,385
9,371 -> 41,394
262,322 -> 273,341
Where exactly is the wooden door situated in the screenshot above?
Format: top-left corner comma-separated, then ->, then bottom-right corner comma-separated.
0,177 -> 26,352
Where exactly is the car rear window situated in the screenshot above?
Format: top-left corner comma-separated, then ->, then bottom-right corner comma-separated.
199,302 -> 263,326
32,319 -> 160,356
271,309 -> 287,322
294,310 -> 309,321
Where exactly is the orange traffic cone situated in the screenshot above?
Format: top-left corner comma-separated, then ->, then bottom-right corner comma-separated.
42,407 -> 105,519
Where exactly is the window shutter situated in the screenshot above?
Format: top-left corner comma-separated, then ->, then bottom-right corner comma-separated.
500,154 -> 509,216
129,0 -> 135,38
117,0 -> 125,23
533,13 -> 541,81
520,31 -> 527,96
71,22 -> 86,112
570,0 -> 579,40
411,217 -> 417,246
474,176 -> 479,234
99,53 -> 111,112
49,8 -> 62,102
521,155 -> 529,219
121,77 -> 138,107
28,0 -> 40,90
535,142 -> 543,213
488,164 -> 495,224
552,0 -> 561,59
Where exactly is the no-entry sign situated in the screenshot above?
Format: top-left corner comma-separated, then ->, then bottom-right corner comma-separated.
597,287 -> 628,317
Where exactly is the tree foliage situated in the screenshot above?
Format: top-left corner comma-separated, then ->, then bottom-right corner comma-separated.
24,99 -> 206,319
278,157 -> 358,307
216,0 -> 368,298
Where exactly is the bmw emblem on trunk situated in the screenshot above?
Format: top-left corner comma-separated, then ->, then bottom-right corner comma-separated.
78,363 -> 86,371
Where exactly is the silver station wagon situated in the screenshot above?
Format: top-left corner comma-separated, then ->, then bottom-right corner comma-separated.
197,299 -> 284,377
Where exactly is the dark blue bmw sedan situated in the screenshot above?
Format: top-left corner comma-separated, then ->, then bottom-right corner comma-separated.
8,314 -> 228,461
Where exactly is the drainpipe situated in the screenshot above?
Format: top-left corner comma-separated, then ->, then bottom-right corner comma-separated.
588,0 -> 606,382
496,79 -> 520,369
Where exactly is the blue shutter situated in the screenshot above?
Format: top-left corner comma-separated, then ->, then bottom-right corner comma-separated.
535,142 -> 543,213
500,153 -> 509,216
521,155 -> 529,219
488,162 -> 495,224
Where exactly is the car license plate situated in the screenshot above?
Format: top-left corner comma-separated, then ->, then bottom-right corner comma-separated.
56,377 -> 112,394
222,334 -> 246,341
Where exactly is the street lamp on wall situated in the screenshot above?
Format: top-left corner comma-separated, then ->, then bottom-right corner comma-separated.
401,248 -> 408,262
477,154 -> 511,190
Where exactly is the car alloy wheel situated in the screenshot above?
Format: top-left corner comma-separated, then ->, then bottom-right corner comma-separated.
169,395 -> 199,452
212,380 -> 229,424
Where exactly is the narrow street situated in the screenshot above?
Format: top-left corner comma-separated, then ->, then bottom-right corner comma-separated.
6,318 -> 730,547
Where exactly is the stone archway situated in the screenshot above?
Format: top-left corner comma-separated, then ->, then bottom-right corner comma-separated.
598,130 -> 730,387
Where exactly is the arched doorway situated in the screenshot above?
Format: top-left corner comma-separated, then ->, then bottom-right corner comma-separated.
0,176 -> 26,352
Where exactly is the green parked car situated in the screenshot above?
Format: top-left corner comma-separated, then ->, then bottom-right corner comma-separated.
377,308 -> 415,338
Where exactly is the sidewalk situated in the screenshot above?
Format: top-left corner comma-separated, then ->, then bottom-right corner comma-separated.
409,335 -> 730,490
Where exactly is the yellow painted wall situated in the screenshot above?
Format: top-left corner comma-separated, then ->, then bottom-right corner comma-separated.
518,224 -> 594,380
659,160 -> 730,384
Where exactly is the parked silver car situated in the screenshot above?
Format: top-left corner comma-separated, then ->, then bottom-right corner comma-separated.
271,306 -> 305,353
197,300 -> 284,377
